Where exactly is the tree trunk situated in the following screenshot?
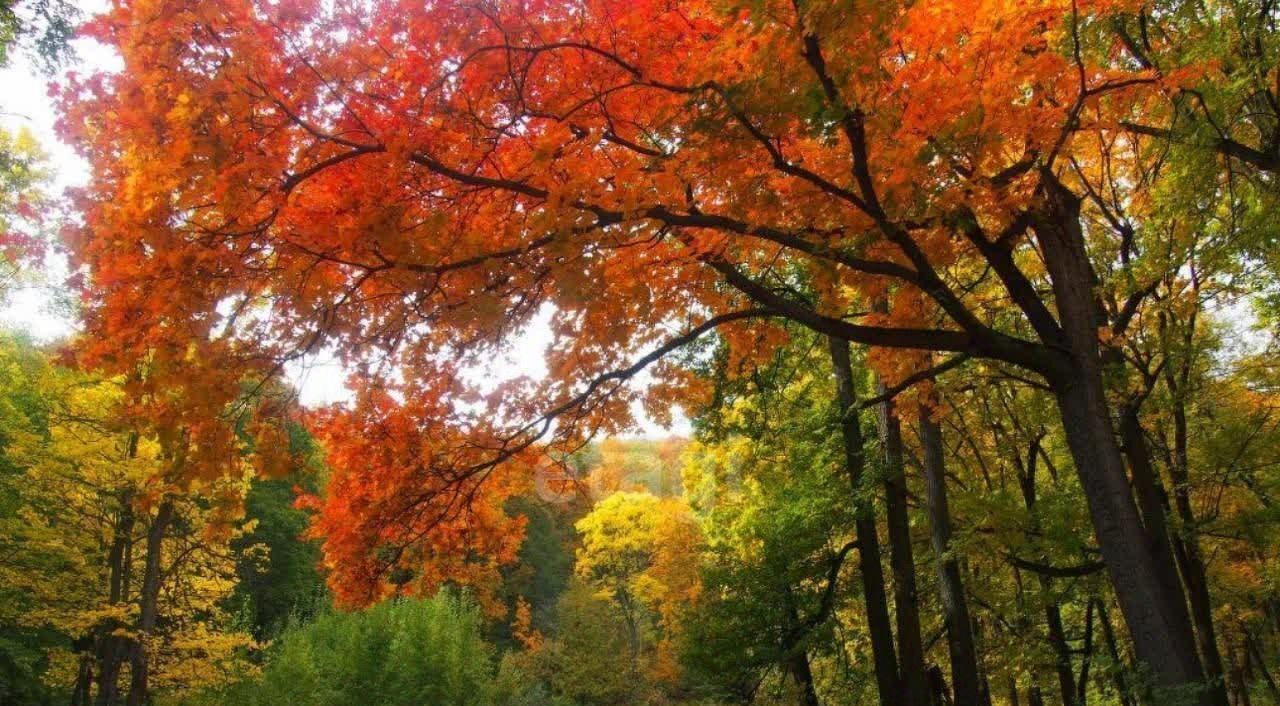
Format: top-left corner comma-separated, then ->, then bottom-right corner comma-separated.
1227,641 -> 1251,706
126,500 -> 174,706
1097,600 -> 1137,706
829,338 -> 903,706
787,640 -> 823,706
1015,450 -> 1076,706
1167,390 -> 1227,686
94,493 -> 135,706
876,377 -> 930,706
1032,172 -> 1216,706
1120,403 -> 1230,706
918,404 -> 985,706
72,650 -> 94,706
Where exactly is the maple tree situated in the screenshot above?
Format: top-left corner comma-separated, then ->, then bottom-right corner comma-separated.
58,0 -> 1280,703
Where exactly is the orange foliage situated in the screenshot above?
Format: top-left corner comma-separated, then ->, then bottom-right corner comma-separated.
62,0 -> 1198,602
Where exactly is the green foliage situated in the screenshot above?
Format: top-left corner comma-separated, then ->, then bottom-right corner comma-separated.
189,592 -> 495,706
228,419 -> 327,638
228,474 -> 327,639
498,495 -> 575,639
526,582 -> 645,705
679,329 -> 858,701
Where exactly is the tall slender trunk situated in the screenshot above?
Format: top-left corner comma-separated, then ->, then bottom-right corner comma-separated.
918,404 -> 985,706
1077,600 -> 1094,706
783,591 -> 823,706
72,651 -> 93,706
1244,631 -> 1280,703
875,378 -> 929,706
829,338 -> 903,706
1032,173 -> 1215,706
126,500 -> 174,706
1097,600 -> 1137,706
1015,450 -> 1076,706
1227,641 -> 1251,706
1120,402 -> 1230,706
94,492 -> 135,706
1167,387 -> 1226,685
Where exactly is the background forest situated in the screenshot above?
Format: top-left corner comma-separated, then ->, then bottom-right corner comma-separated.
2,0 -> 1280,705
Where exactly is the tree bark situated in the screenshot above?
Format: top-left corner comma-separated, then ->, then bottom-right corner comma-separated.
918,404 -> 985,706
1097,600 -> 1137,706
829,338 -> 902,706
94,492 -> 135,706
875,377 -> 930,706
1120,402 -> 1230,706
1032,172 -> 1215,706
1166,384 -> 1227,686
126,500 -> 174,706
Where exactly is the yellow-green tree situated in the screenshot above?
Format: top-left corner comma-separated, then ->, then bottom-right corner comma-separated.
0,334 -> 259,704
574,490 -> 701,687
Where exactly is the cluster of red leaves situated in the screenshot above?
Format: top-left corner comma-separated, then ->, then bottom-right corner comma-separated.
300,387 -> 528,608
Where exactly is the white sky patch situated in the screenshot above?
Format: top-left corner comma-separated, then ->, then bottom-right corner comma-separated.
1,0 -> 112,341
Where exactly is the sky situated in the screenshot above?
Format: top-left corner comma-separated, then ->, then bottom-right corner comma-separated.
0,1 -> 688,435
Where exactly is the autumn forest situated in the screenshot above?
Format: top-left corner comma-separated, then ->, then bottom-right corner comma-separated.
1,0 -> 1279,705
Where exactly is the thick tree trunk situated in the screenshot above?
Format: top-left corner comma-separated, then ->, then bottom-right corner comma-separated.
126,500 -> 174,706
875,379 -> 930,706
829,338 -> 903,706
918,405 -> 985,706
1032,173 -> 1215,706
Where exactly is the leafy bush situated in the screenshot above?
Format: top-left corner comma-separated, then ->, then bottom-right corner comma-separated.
188,592 -> 493,706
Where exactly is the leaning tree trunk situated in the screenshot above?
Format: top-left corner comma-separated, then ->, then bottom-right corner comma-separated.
829,338 -> 903,706
1120,402 -> 1230,706
918,404 -> 985,706
126,500 -> 174,706
1032,172 -> 1218,706
875,378 -> 930,706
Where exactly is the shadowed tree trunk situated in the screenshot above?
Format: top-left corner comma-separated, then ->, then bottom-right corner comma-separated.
1097,600 -> 1137,706
126,500 -> 174,706
1014,444 -> 1077,706
1163,353 -> 1227,688
829,338 -> 902,706
1032,171 -> 1216,706
918,402 -> 985,706
875,377 -> 930,706
94,487 -> 135,706
1120,400 -> 1229,706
